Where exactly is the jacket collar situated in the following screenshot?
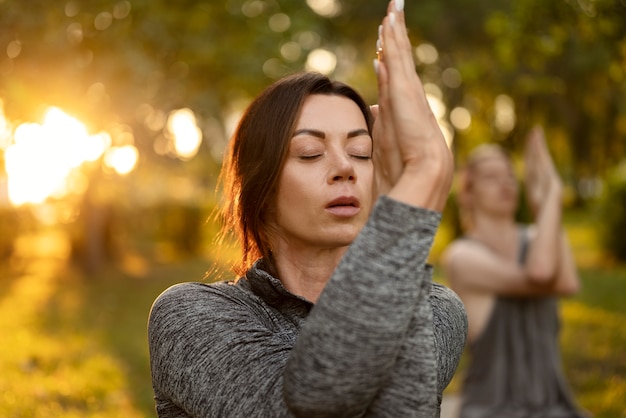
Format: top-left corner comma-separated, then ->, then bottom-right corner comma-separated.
243,259 -> 313,318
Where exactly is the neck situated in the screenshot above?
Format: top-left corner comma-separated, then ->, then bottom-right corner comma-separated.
468,211 -> 518,244
271,241 -> 348,303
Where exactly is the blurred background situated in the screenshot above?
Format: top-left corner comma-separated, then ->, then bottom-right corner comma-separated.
0,0 -> 624,416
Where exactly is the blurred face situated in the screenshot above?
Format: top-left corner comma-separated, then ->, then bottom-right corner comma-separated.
269,94 -> 374,252
469,154 -> 519,217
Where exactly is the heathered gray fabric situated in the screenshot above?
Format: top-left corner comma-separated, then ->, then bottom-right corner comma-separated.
148,196 -> 468,417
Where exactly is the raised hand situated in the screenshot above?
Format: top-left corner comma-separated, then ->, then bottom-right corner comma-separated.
524,126 -> 562,216
372,0 -> 453,211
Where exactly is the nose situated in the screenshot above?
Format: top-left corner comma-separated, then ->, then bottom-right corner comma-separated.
327,150 -> 356,184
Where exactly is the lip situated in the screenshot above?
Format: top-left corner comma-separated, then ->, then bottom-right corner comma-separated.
325,196 -> 361,217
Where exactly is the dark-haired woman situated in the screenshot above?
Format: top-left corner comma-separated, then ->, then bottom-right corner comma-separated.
148,1 -> 467,416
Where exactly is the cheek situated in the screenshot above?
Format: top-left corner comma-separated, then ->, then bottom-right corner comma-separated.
275,166 -> 315,208
359,165 -> 376,211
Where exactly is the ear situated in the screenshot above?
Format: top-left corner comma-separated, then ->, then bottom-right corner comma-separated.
457,189 -> 472,211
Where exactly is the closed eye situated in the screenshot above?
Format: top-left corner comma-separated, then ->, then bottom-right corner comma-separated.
299,155 -> 322,161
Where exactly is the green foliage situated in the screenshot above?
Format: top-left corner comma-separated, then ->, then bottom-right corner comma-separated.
1,0 -> 624,215
598,162 -> 626,262
560,269 -> 626,418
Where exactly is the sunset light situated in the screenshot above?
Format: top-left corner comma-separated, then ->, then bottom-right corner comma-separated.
103,145 -> 139,175
166,108 -> 203,160
4,107 -> 113,206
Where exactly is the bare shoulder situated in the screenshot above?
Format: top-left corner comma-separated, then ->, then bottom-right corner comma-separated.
440,239 -> 484,287
441,238 -> 486,271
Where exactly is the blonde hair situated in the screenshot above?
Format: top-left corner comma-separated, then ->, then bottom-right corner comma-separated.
456,144 -> 512,232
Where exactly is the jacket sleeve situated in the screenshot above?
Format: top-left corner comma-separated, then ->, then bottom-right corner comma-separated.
283,196 -> 445,416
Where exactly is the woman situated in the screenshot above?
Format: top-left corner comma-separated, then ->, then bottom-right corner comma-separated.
148,1 -> 467,416
441,128 -> 588,417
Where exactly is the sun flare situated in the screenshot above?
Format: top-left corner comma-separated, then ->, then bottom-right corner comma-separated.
3,107 -> 120,206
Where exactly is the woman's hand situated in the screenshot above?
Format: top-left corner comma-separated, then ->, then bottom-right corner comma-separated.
372,0 -> 453,211
523,126 -> 562,217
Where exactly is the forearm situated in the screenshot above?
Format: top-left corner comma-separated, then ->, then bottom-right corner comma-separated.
366,269 -> 437,417
554,230 -> 581,295
283,196 -> 441,415
525,181 -> 563,282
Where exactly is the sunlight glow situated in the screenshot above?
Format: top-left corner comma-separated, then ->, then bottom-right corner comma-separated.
306,0 -> 341,17
442,67 -> 462,88
241,0 -> 266,18
268,13 -> 291,33
494,94 -> 516,133
450,106 -> 472,131
7,40 -> 22,59
305,48 -> 337,75
415,43 -> 439,65
166,108 -> 203,160
0,99 -> 11,150
104,145 -> 138,175
113,1 -> 132,19
280,41 -> 302,62
4,107 -> 112,206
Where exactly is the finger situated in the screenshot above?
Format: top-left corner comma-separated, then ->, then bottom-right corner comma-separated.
374,62 -> 403,184
370,104 -> 380,121
381,5 -> 418,84
381,13 -> 413,80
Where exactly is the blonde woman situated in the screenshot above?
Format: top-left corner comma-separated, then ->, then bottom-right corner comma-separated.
442,127 -> 589,417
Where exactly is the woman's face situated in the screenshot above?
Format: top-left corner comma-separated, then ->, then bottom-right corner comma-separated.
470,154 -> 519,216
270,94 -> 374,252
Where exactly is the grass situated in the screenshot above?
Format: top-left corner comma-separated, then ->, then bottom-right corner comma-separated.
0,229 -> 213,417
1,214 -> 625,417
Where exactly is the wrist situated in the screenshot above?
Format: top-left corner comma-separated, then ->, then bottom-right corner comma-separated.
387,157 -> 453,211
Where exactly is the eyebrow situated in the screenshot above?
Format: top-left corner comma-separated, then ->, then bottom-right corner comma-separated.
292,128 -> 370,139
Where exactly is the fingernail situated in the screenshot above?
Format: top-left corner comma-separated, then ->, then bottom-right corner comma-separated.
373,59 -> 379,74
395,0 -> 404,12
389,12 -> 396,26
376,39 -> 382,51
378,24 -> 383,39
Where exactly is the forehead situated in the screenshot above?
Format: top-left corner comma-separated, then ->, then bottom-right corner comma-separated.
296,94 -> 367,129
473,154 -> 513,174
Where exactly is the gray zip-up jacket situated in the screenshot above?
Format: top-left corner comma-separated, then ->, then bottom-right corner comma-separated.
148,196 -> 467,417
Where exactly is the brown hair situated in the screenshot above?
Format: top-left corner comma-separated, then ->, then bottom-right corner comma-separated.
457,144 -> 513,232
219,72 -> 374,276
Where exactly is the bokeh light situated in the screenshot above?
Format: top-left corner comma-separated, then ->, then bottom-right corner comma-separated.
166,108 -> 203,160
104,145 -> 138,175
0,99 -> 12,150
305,48 -> 337,75
494,94 -> 516,133
306,0 -> 342,17
268,13 -> 291,33
3,107 -> 116,206
415,43 -> 439,65
450,106 -> 472,131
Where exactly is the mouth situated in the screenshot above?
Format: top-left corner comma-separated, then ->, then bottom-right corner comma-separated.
326,196 -> 360,209
325,196 -> 361,217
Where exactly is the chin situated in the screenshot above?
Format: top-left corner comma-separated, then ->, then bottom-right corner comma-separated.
326,231 -> 360,248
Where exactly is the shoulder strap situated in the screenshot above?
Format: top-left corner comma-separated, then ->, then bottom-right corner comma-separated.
517,226 -> 529,265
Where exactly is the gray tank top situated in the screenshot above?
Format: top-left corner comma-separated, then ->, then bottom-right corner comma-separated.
459,227 -> 589,418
